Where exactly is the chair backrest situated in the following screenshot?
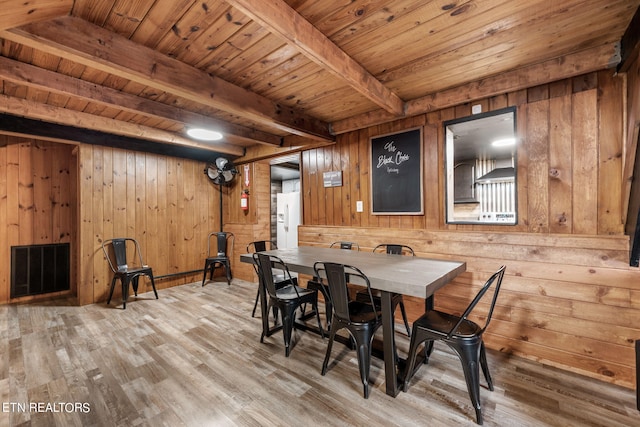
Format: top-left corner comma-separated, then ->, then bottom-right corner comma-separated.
373,244 -> 415,256
313,262 -> 377,323
447,265 -> 506,338
254,253 -> 296,299
208,232 -> 234,257
246,240 -> 277,253
102,238 -> 144,273
330,241 -> 360,251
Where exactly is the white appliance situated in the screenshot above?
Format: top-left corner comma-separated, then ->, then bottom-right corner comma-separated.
276,192 -> 301,249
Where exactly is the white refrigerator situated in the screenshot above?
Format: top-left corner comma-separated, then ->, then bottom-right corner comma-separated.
276,192 -> 301,249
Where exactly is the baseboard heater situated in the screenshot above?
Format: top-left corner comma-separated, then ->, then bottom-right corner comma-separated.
11,243 -> 70,298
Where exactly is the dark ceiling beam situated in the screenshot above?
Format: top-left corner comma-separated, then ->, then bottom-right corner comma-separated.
227,0 -> 405,117
0,93 -> 244,157
0,113 -> 232,163
2,16 -> 334,141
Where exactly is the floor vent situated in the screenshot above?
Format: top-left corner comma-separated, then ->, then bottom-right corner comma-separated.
11,243 -> 70,298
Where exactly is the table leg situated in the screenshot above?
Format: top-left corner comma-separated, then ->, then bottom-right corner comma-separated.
381,290 -> 399,397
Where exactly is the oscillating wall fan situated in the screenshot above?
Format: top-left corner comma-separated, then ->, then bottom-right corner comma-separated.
205,157 -> 237,186
205,157 -> 238,231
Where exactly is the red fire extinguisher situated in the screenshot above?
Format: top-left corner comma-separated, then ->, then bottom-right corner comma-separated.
241,189 -> 249,211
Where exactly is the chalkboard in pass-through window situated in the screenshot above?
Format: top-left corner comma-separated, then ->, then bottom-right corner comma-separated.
370,127 -> 423,214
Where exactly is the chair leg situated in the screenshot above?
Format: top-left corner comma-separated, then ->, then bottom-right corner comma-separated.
354,333 -> 374,399
321,323 -> 338,375
201,261 -> 209,286
424,340 -> 434,362
312,301 -> 324,338
282,305 -> 296,357
251,288 -> 260,318
452,342 -> 483,425
149,274 -> 158,299
107,276 -> 118,305
132,275 -> 139,296
403,326 -> 422,392
398,301 -> 411,336
225,261 -> 232,285
479,341 -> 493,391
121,278 -> 129,309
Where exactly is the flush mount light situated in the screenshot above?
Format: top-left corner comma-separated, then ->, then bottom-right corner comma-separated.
187,128 -> 223,141
491,138 -> 516,147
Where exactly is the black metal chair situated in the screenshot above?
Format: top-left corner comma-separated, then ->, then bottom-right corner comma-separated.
202,232 -> 234,286
308,241 -> 361,329
329,241 -> 360,251
314,261 -> 382,399
402,265 -> 506,425
355,244 -> 413,336
247,240 -> 290,317
254,252 -> 324,357
102,237 -> 158,309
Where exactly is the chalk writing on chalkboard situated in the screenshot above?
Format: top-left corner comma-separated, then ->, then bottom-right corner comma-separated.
370,127 -> 423,214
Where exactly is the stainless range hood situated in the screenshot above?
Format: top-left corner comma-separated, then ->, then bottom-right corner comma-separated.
476,167 -> 515,183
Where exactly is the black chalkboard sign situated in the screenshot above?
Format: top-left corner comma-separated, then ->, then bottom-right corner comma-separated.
370,127 -> 423,214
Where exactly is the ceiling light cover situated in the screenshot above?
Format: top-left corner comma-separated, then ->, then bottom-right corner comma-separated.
187,128 -> 223,141
492,138 -> 516,147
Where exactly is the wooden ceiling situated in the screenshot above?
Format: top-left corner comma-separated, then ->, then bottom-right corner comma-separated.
0,0 -> 638,161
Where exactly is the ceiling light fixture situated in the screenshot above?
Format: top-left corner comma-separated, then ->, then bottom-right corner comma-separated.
491,138 -> 516,147
187,128 -> 223,141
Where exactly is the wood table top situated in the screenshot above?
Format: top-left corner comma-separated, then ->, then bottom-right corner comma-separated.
241,246 -> 466,299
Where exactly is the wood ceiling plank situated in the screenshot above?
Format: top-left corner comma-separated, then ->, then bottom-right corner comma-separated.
0,55 -> 282,146
71,0 -> 115,26
197,22 -> 270,74
151,1 -> 230,60
103,0 -> 156,38
331,44 -> 619,134
226,0 -> 405,116
0,0 -> 72,31
129,0 -> 194,48
2,15 -> 333,140
387,4 -> 626,99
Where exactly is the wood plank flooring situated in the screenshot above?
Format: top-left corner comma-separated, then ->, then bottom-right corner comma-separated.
1,278 -> 639,427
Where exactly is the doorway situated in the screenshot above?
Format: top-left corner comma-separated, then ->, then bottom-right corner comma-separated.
270,154 -> 301,249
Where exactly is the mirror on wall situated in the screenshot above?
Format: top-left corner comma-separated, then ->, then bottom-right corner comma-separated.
445,107 -> 517,224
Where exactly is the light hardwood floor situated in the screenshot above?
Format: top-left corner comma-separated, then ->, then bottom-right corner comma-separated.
1,278 -> 638,427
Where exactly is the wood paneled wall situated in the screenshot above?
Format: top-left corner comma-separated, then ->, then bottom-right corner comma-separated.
76,144 -> 222,305
301,71 -> 624,235
0,137 -> 77,304
225,161 -> 273,283
298,225 -> 638,388
290,70 -> 640,389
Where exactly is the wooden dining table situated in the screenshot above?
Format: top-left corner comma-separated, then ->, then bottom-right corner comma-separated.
240,245 -> 466,397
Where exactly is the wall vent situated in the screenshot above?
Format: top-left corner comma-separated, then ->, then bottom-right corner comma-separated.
11,243 -> 70,298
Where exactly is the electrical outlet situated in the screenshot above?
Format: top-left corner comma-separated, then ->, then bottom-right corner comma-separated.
356,201 -> 363,212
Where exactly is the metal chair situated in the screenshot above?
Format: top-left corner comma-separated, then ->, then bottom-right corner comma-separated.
314,261 -> 382,399
402,266 -> 506,425
308,241 -> 361,330
247,240 -> 291,317
355,244 -> 413,336
102,238 -> 157,309
202,232 -> 234,286
329,241 -> 360,251
254,253 -> 323,357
